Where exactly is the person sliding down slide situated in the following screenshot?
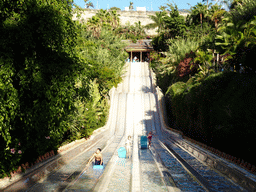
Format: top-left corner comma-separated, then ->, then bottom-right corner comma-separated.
147,131 -> 156,147
125,135 -> 132,158
89,148 -> 103,165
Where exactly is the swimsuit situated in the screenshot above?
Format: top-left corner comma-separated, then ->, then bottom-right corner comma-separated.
95,160 -> 103,165
148,136 -> 152,140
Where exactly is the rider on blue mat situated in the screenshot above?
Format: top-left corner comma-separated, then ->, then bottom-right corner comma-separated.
90,148 -> 103,165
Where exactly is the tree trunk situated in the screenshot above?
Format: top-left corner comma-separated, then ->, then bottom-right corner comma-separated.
215,18 -> 218,29
200,13 -> 203,29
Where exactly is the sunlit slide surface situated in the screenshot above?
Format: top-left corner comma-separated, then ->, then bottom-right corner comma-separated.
25,62 -> 248,192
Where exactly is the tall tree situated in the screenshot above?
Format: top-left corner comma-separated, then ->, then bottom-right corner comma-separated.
188,3 -> 208,28
0,0 -> 80,177
84,0 -> 94,9
202,0 -> 210,9
129,2 -> 134,10
164,3 -> 187,38
145,11 -> 167,32
210,4 -> 226,29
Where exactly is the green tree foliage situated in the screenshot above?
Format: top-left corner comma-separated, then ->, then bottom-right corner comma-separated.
109,7 -> 121,11
215,16 -> 256,71
145,11 -> 167,32
116,21 -> 147,42
149,0 -> 256,166
230,0 -> 256,23
129,2 -> 134,10
210,5 -> 226,29
0,1 -> 128,178
187,3 -> 208,28
166,72 -> 256,164
229,0 -> 244,10
163,3 -> 187,38
202,0 -> 210,9
87,9 -> 120,36
84,0 -> 94,9
76,28 -> 128,97
0,0 -> 80,177
151,33 -> 169,52
150,3 -> 187,52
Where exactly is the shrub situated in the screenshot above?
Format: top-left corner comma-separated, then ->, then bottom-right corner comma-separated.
166,72 -> 256,163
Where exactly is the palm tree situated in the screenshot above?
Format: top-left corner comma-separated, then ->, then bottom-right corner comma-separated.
211,9 -> 226,29
229,0 -> 243,10
202,0 -> 209,9
189,3 -> 208,28
159,6 -> 167,11
134,21 -> 146,36
84,0 -> 94,9
129,2 -> 134,10
87,16 -> 101,37
145,11 -> 167,32
215,16 -> 256,71
215,0 -> 237,11
110,10 -> 120,29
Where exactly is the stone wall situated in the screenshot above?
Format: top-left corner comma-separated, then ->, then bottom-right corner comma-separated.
72,10 -> 189,36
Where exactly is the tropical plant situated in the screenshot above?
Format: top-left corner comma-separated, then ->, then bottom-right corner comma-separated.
163,3 -> 187,38
156,37 -> 202,77
215,16 -> 256,71
87,9 -> 121,37
209,4 -> 226,29
159,5 -> 167,11
84,0 -> 94,9
230,0 -> 256,24
129,2 -> 134,10
115,21 -> 147,42
0,0 -> 80,178
110,7 -> 121,11
202,0 -> 210,9
145,11 -> 168,32
187,3 -> 208,28
229,0 -> 243,10
151,32 -> 169,52
193,50 -> 214,80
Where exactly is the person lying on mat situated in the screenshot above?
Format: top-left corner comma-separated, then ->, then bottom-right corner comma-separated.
90,148 -> 103,165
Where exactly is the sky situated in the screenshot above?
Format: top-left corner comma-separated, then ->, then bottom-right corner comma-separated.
73,0 -> 223,11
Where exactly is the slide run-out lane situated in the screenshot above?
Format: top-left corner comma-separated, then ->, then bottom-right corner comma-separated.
25,62 -> 248,192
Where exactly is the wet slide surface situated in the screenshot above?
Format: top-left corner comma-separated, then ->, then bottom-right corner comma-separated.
24,62 -> 248,192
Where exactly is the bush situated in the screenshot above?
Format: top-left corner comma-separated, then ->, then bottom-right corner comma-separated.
230,0 -> 256,24
0,1 -> 128,178
166,72 -> 256,163
0,0 -> 79,178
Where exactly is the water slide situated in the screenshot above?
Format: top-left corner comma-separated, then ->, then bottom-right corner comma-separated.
4,62 -> 256,192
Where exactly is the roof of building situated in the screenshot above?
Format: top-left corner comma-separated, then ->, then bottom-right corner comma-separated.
121,39 -> 154,52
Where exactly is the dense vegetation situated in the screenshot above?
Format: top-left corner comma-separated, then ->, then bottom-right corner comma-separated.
0,0 -> 128,178
1,0 -> 255,179
74,7 -> 150,42
149,0 -> 256,166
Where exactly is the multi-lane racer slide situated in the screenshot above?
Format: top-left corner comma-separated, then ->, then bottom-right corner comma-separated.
7,62 -> 255,192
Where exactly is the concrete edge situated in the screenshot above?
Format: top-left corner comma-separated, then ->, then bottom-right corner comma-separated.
150,66 -> 256,192
2,130 -> 108,192
149,144 -> 181,192
1,87 -> 116,191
